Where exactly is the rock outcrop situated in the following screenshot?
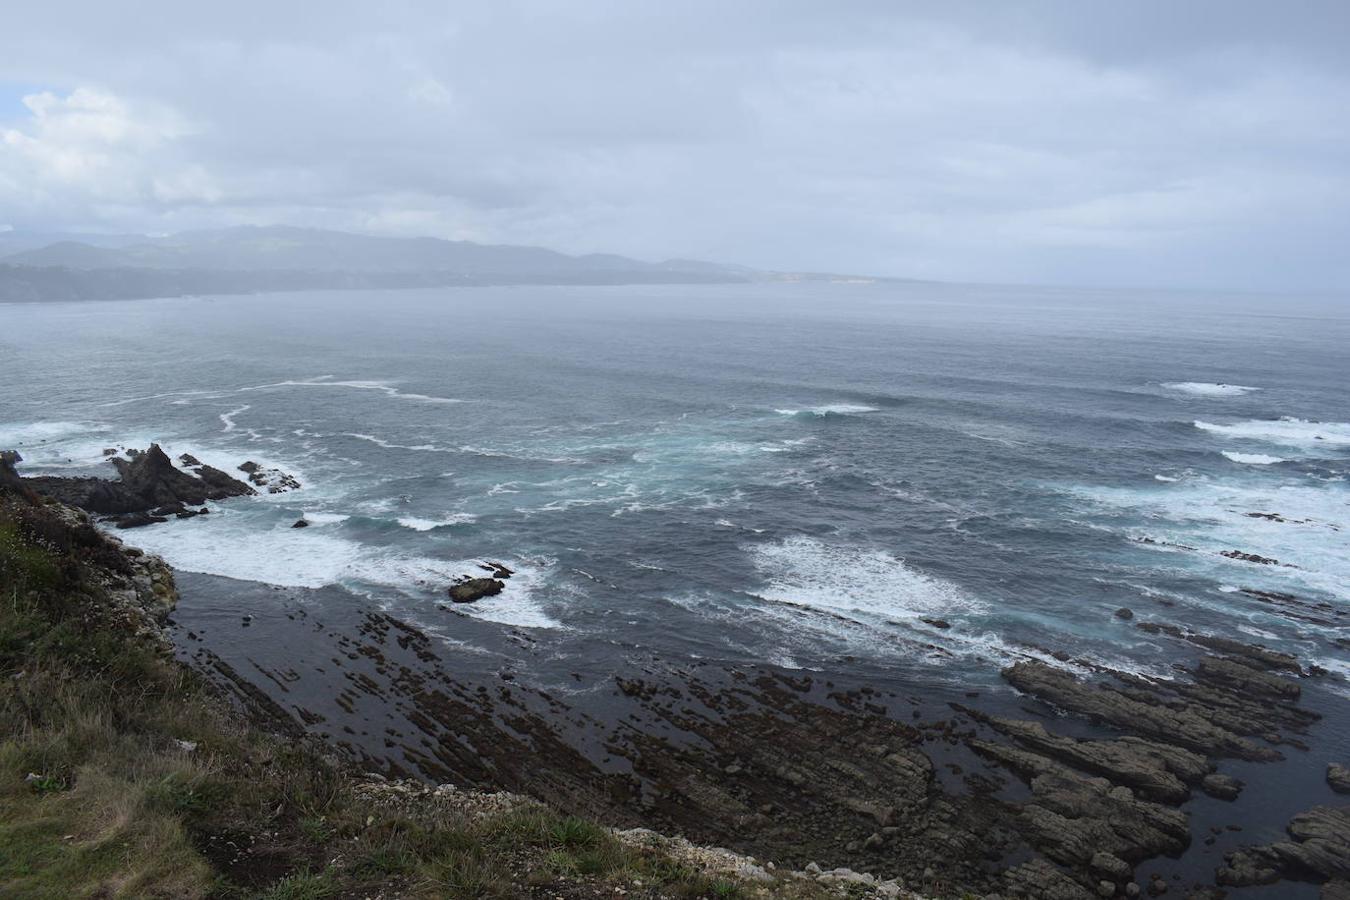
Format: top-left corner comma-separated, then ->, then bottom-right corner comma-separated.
19,444 -> 255,517
448,576 -> 506,603
989,627 -> 1324,896
1218,805 -> 1350,888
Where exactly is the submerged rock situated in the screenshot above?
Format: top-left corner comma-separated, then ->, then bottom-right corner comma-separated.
1200,773 -> 1243,801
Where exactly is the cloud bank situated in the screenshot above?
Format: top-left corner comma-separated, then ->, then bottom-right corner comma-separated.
2,0 -> 1349,289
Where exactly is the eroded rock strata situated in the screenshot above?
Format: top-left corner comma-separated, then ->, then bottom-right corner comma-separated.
172,583 -> 1336,900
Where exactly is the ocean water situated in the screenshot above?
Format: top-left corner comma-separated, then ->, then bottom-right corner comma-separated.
2,282 -> 1348,691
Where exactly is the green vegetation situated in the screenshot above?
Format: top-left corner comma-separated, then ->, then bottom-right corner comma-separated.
0,499 -> 845,899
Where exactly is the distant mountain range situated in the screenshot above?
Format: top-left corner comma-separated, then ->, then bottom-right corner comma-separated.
0,226 -> 876,302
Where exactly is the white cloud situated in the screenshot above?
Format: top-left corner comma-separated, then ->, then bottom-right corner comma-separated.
0,86 -> 220,216
0,1 -> 1348,289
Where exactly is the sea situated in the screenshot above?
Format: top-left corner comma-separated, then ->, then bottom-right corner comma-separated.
2,281 -> 1347,693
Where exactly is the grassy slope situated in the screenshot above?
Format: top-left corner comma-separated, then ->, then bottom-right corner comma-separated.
0,498 -> 847,900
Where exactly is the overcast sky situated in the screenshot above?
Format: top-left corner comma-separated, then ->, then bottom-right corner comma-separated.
2,1 -> 1348,290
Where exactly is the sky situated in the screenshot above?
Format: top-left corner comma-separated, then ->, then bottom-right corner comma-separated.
2,1 -> 1349,290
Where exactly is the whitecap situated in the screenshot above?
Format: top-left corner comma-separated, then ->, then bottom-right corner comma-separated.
344,432 -> 455,453
775,404 -> 878,417
301,512 -> 350,525
1221,451 -> 1285,465
241,376 -> 464,405
749,535 -> 984,620
396,514 -> 478,531
1196,417 -> 1350,448
219,404 -> 250,433
1162,382 -> 1259,397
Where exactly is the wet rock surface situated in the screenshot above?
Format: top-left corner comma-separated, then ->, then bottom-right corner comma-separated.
1217,805 -> 1350,888
168,572 -> 1340,900
448,576 -> 507,603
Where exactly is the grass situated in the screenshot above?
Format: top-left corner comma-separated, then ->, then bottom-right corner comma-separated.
0,496 -> 854,899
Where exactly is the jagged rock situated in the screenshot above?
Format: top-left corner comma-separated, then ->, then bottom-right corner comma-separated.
1091,851 -> 1132,880
114,512 -> 169,529
448,577 -> 506,603
1003,661 -> 1279,761
237,460 -> 300,493
961,708 -> 1206,803
292,519 -> 310,529
1329,764 -> 1350,794
22,444 -> 255,516
1098,881 -> 1117,897
480,561 -> 515,579
1195,656 -> 1300,700
1003,858 -> 1095,899
0,450 -> 25,494
1322,879 -> 1350,900
1219,805 -> 1350,886
922,617 -> 952,629
1200,773 -> 1243,801
1115,608 -> 1134,620
1220,550 -> 1282,565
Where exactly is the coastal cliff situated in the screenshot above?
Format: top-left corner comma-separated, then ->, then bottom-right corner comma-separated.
0,470 -> 908,899
4,449 -> 1348,900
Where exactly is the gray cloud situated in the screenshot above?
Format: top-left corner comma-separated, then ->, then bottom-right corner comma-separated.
2,0 -> 1348,289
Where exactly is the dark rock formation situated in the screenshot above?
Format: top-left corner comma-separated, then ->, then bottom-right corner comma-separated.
1003,858 -> 1096,899
1218,805 -> 1350,887
1220,550 -> 1283,566
237,460 -> 301,494
1328,764 -> 1350,795
1003,661 -> 1279,761
1200,773 -> 1243,801
21,444 -> 255,516
959,707 -> 1207,804
292,519 -> 310,529
448,577 -> 506,603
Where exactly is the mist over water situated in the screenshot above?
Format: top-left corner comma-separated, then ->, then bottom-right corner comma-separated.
2,281 -> 1348,690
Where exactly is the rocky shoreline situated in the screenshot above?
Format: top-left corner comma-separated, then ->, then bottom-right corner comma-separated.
5,446 -> 1348,899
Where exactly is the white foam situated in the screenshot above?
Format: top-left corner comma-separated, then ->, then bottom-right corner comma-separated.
301,512 -> 350,525
1163,382 -> 1259,397
1154,474 -> 1179,482
775,404 -> 878,416
0,421 -> 160,473
345,432 -> 455,453
396,514 -> 478,531
749,536 -> 984,620
1222,451 -> 1286,465
117,509 -> 560,627
1069,478 -> 1350,604
1196,417 -> 1350,448
219,404 -> 250,433
242,376 -> 463,405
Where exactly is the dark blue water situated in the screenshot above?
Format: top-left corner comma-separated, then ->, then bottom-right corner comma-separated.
2,282 -> 1347,695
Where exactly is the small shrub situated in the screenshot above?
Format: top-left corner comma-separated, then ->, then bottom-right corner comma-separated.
549,815 -> 605,849
26,774 -> 66,794
258,868 -> 338,900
